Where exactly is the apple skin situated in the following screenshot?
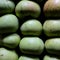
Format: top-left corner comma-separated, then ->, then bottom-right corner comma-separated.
19,37 -> 44,55
43,55 -> 60,60
20,19 -> 42,36
19,56 -> 40,60
15,1 -> 41,18
0,48 -> 18,60
43,0 -> 60,18
43,20 -> 60,37
0,14 -> 19,33
0,0 -> 15,15
45,38 -> 60,55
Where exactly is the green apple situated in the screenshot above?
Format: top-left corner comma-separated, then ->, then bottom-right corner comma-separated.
43,0 -> 60,18
20,19 -> 42,36
0,0 -> 15,15
45,38 -> 60,55
15,1 -> 41,18
2,34 -> 20,49
19,37 -> 44,55
0,47 -> 18,60
43,55 -> 60,60
43,20 -> 60,36
0,14 -> 19,33
19,56 -> 40,60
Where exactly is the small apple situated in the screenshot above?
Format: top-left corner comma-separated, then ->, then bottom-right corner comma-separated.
2,34 -> 20,49
45,38 -> 60,55
43,55 -> 60,60
0,14 -> 19,33
15,1 -> 41,18
0,0 -> 15,15
43,0 -> 60,18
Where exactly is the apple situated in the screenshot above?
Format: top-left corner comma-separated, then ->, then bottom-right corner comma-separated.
45,38 -> 60,55
20,19 -> 42,36
0,14 -> 19,33
43,0 -> 60,18
0,47 -> 18,60
15,1 -> 41,18
0,0 -> 15,15
19,37 -> 44,55
2,34 -> 20,49
43,20 -> 60,36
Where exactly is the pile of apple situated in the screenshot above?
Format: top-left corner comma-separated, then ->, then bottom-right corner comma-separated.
0,0 -> 60,60
43,0 -> 60,60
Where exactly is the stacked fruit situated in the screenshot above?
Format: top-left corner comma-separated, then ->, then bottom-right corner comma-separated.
0,0 -> 60,60
16,1 -> 45,60
43,0 -> 60,59
0,0 -> 20,60
0,0 -> 45,60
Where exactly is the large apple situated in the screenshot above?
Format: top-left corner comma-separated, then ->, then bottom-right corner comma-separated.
19,37 -> 44,55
